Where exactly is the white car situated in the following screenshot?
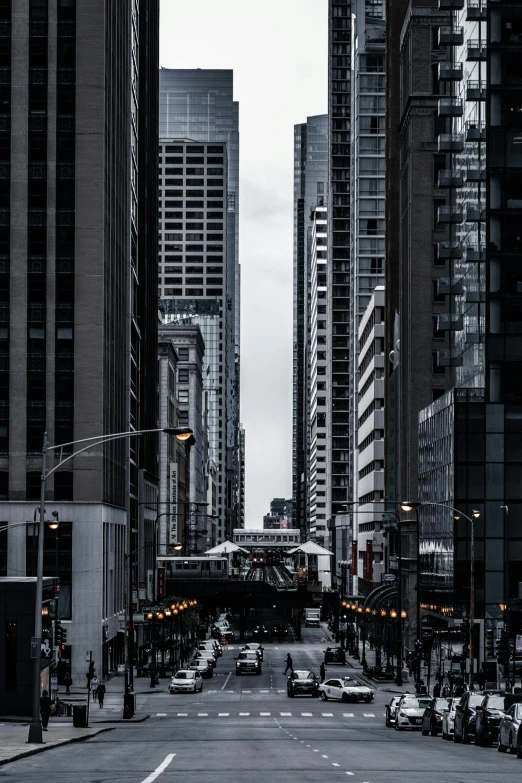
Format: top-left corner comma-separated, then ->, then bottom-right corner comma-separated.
395,695 -> 432,730
318,677 -> 375,703
169,670 -> 203,693
441,697 -> 457,740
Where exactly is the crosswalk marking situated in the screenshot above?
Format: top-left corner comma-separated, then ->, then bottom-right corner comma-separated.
280,712 -> 292,716
157,711 -> 382,719
260,712 -> 271,716
239,712 -> 250,716
197,713 -> 208,717
176,713 -> 187,717
322,713 -> 334,717
218,713 -> 229,716
332,763 -> 340,767
343,713 -> 354,718
302,712 -> 313,717
363,713 -> 375,717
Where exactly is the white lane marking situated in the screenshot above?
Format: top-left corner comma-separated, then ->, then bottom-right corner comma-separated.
306,744 -> 311,747
260,689 -> 269,693
197,713 -> 208,716
363,713 -> 375,717
343,713 -> 354,717
221,672 -> 232,690
280,712 -> 292,716
322,754 -> 328,758
332,763 -> 340,767
345,774 -> 354,777
322,713 -> 334,717
313,749 -> 319,752
218,713 -> 229,716
242,690 -> 252,693
260,712 -> 271,716
239,712 -> 250,716
156,713 -> 167,717
302,712 -> 313,716
176,713 -> 187,717
140,753 -> 176,783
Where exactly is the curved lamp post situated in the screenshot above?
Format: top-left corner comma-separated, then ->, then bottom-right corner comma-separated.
401,501 -> 479,690
27,426 -> 192,744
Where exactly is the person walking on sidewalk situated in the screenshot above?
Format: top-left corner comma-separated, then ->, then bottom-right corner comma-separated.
40,689 -> 53,731
97,681 -> 106,708
320,662 -> 326,683
284,653 -> 293,676
64,671 -> 72,696
90,674 -> 100,702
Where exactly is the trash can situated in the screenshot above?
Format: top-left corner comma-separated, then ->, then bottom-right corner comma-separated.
72,705 -> 88,728
123,692 -> 135,719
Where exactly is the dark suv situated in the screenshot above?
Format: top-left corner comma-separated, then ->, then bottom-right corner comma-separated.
324,646 -> 346,665
475,693 -> 509,747
235,651 -> 261,676
454,690 -> 500,744
287,670 -> 319,698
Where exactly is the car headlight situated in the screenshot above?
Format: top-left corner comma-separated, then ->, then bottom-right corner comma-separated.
399,712 -> 406,718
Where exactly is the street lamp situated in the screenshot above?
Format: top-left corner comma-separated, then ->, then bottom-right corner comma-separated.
401,501 -> 480,690
27,425 -> 192,744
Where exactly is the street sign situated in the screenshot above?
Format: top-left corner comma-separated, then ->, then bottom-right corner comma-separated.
31,637 -> 40,659
382,574 -> 396,582
516,635 -> 522,652
50,676 -> 58,691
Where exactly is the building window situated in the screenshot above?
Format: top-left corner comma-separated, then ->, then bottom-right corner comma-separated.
178,348 -> 189,361
54,471 -> 73,501
178,410 -> 189,427
26,471 -> 40,500
4,621 -> 16,693
178,389 -> 189,404
178,368 -> 189,383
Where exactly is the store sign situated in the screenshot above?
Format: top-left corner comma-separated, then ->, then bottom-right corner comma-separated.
138,581 -> 146,603
157,567 -> 166,598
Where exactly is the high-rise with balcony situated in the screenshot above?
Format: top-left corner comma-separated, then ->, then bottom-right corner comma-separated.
0,0 -> 160,685
293,114 -> 328,538
158,70 -> 240,543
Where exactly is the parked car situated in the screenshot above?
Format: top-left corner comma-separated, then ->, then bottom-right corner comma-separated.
395,695 -> 432,731
323,646 -> 346,665
211,626 -> 235,641
272,624 -> 289,638
441,698 -> 458,740
385,696 -> 403,728
187,658 -> 213,679
453,691 -> 500,744
196,645 -> 217,667
421,697 -> 451,737
242,643 -> 264,661
318,677 -> 374,703
169,670 -> 203,693
235,650 -> 262,675
252,624 -> 269,639
498,701 -> 522,754
475,693 -> 509,746
287,670 -> 320,698
201,639 -> 222,657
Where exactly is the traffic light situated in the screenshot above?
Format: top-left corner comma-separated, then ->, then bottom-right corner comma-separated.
415,639 -> 423,659
61,625 -> 68,645
486,629 -> 495,658
54,621 -> 62,646
421,629 -> 433,657
496,630 -> 508,665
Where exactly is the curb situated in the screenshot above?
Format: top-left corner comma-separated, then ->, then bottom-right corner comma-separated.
0,727 -> 112,767
93,714 -> 150,724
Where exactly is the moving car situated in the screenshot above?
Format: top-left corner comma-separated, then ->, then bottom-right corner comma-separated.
475,693 -> 509,747
305,608 -> 321,627
421,697 -> 450,737
323,646 -> 346,665
272,624 -> 289,638
169,670 -> 203,693
252,624 -> 269,639
498,701 -> 522,754
196,645 -> 217,667
188,658 -> 213,678
318,677 -> 374,703
453,690 -> 500,744
211,626 -> 235,641
385,696 -> 402,728
201,639 -> 222,657
236,650 -> 262,675
394,695 -> 431,731
194,649 -> 217,668
242,642 -> 264,661
441,698 -> 457,740
287,670 -> 319,698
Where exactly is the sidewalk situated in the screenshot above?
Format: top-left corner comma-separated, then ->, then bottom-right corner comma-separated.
0,724 -> 110,767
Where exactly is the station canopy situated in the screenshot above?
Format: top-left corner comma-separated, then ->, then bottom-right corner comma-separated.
287,541 -> 334,556
205,541 -> 249,556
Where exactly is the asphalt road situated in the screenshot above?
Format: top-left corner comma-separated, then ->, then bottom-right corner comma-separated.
2,621 -> 519,782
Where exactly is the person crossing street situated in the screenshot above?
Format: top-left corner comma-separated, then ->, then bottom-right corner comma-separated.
284,653 -> 293,675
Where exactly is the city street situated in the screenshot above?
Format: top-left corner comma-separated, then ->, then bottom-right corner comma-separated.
1,626 -> 516,783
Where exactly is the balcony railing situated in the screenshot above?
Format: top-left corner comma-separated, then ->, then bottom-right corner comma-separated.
466,81 -> 486,101
438,206 -> 464,225
438,0 -> 464,8
464,245 -> 486,262
467,40 -> 487,61
437,277 -> 463,296
437,349 -> 463,367
439,26 -> 464,46
438,133 -> 464,153
438,63 -> 463,81
438,98 -> 463,117
466,0 -> 486,21
437,314 -> 464,331
438,169 -> 464,188
437,242 -> 463,260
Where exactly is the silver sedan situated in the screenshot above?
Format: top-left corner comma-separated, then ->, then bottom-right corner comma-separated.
498,702 -> 522,754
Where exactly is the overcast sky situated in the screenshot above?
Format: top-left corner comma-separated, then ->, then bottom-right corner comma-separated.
160,0 -> 328,527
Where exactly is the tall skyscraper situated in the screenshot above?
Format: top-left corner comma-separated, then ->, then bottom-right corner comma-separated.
293,114 -> 328,539
158,70 -> 240,543
0,0 -> 160,683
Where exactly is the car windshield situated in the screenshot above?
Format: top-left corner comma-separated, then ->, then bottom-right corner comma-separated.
239,652 -> 257,660
247,644 -> 260,650
344,679 -> 363,687
435,699 -> 450,710
294,671 -> 313,679
175,672 -> 194,680
469,694 -> 485,707
402,698 -> 429,709
190,660 -> 204,667
487,696 -> 506,710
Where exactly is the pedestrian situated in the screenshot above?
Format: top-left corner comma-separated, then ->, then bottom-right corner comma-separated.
97,681 -> 106,708
320,662 -> 326,683
64,671 -> 72,696
40,689 -> 53,731
284,653 -> 293,676
436,668 -> 443,688
433,682 -> 441,698
90,674 -> 99,702
150,668 -> 156,688
442,683 -> 450,697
